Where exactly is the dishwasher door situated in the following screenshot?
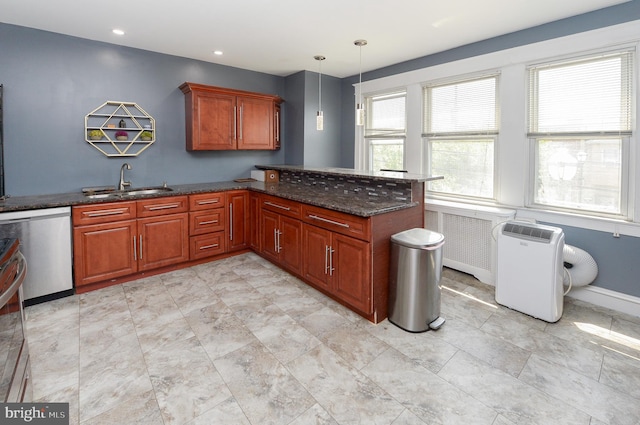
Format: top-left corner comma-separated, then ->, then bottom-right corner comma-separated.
0,207 -> 73,303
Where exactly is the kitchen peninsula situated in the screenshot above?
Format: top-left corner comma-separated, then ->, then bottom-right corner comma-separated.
0,166 -> 442,323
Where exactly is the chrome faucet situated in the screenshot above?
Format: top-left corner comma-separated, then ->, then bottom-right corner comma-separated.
119,163 -> 132,191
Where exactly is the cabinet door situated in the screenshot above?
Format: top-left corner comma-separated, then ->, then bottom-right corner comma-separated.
137,213 -> 189,271
302,224 -> 332,291
73,220 -> 137,287
191,91 -> 236,150
261,209 -> 279,261
333,234 -> 371,314
279,216 -> 302,275
237,96 -> 273,150
228,190 -> 249,251
249,193 -> 261,251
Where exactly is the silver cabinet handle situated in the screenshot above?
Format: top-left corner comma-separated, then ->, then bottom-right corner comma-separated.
234,106 -> 237,140
148,203 -> 180,211
276,229 -> 282,253
329,246 -> 335,276
229,203 -> 233,241
197,199 -> 219,205
308,214 -> 350,228
133,236 -> 137,261
198,220 -> 218,225
275,110 -> 280,142
273,228 -> 278,252
324,245 -> 330,275
139,235 -> 143,260
86,208 -> 128,217
264,201 -> 290,211
239,105 -> 243,140
200,243 -> 219,250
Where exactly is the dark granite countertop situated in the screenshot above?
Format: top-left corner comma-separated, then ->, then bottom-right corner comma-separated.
255,164 -> 442,183
0,180 -> 420,217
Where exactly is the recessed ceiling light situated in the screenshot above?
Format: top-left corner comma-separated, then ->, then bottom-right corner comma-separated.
112,29 -> 125,35
213,50 -> 223,56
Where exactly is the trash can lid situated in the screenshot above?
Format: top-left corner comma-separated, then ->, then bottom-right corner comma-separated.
391,228 -> 445,249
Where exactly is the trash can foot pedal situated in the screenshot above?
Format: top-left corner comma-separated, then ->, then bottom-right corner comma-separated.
429,317 -> 445,330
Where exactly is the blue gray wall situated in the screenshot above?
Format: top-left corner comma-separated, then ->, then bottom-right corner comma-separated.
284,71 -> 342,167
0,23 -> 286,196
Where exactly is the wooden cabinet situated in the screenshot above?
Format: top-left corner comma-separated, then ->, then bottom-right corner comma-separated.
73,201 -> 138,287
259,194 -> 303,275
180,82 -> 282,151
302,210 -> 371,315
73,197 -> 189,289
138,214 -> 189,271
227,190 -> 249,252
189,193 -> 225,260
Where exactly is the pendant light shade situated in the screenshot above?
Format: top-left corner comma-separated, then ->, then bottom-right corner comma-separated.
354,39 -> 367,126
314,55 -> 325,131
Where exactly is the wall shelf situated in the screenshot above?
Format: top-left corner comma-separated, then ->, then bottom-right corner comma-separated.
85,101 -> 156,157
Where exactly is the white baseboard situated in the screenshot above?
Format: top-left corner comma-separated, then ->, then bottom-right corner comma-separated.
566,285 -> 640,318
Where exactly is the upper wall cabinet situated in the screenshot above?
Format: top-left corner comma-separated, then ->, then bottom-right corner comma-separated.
179,82 -> 283,151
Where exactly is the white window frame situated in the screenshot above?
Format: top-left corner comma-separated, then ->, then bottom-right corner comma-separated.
526,48 -> 634,219
363,91 -> 407,171
423,73 -> 500,202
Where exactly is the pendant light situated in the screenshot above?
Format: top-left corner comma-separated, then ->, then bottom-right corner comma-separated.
314,55 -> 326,131
354,39 -> 367,126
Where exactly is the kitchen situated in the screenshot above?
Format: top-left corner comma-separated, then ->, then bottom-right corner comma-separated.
2,1 -> 640,424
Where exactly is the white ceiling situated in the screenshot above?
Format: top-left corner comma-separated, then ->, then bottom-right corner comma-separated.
0,0 -> 630,78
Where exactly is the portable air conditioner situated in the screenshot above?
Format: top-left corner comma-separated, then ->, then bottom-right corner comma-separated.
495,221 -> 565,322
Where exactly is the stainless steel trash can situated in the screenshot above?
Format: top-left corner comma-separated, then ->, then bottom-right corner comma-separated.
388,228 -> 445,332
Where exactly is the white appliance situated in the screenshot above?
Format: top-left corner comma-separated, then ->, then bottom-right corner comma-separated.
495,221 -> 565,322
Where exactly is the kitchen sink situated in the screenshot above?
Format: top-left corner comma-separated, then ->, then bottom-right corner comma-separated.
83,186 -> 173,199
120,187 -> 173,196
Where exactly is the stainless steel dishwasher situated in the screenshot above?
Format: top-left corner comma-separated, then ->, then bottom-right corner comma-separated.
0,206 -> 73,305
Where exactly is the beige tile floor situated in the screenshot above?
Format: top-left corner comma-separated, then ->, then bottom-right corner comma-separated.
25,252 -> 640,425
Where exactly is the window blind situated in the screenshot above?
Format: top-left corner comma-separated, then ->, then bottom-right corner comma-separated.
364,92 -> 406,138
528,50 -> 633,136
423,75 -> 499,137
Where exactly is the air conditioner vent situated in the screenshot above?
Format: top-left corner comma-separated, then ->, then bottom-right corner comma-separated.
502,222 -> 553,243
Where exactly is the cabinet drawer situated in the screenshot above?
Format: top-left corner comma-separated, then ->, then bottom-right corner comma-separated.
302,205 -> 371,241
260,194 -> 302,219
189,192 -> 225,211
190,233 -> 225,260
189,209 -> 225,235
72,201 -> 137,225
137,196 -> 188,217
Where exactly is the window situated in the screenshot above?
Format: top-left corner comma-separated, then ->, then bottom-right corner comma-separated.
423,75 -> 499,199
528,50 -> 633,216
364,92 -> 406,171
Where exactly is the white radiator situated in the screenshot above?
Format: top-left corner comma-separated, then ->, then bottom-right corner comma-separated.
495,221 -> 565,322
425,200 -> 515,284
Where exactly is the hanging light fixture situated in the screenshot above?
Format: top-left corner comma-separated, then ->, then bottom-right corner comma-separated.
314,55 -> 326,131
354,39 -> 367,126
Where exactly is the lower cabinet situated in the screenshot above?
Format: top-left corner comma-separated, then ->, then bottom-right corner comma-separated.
227,190 -> 249,252
73,219 -> 138,287
138,214 -> 189,271
73,197 -> 189,289
261,209 -> 302,275
302,224 -> 371,314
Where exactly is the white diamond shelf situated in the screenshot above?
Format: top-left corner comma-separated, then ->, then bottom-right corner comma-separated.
85,101 -> 156,157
